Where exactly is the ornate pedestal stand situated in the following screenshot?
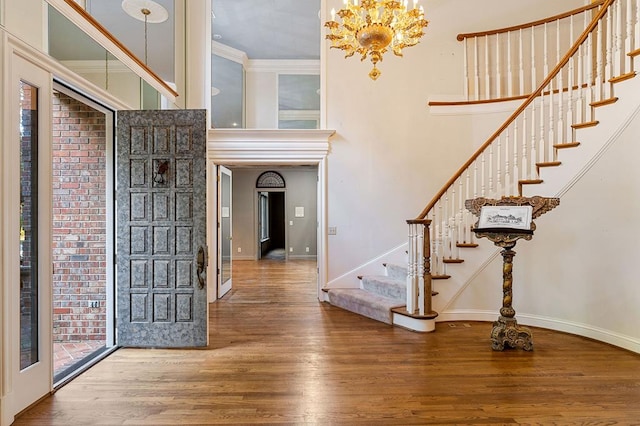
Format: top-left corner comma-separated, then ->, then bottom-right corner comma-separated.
465,196 -> 560,351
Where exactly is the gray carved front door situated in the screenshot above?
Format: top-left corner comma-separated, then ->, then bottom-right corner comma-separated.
116,110 -> 207,347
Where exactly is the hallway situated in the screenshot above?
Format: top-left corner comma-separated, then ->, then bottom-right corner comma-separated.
14,259 -> 640,425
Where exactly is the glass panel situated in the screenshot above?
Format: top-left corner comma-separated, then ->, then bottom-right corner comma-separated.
47,4 -> 147,109
141,80 -> 160,110
20,81 -> 39,370
212,55 -> 244,128
278,74 -> 320,129
221,172 -> 231,285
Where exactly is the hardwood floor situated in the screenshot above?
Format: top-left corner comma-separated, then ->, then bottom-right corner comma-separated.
15,259 -> 640,425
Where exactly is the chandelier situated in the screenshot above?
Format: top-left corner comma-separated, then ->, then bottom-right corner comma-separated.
325,0 -> 428,80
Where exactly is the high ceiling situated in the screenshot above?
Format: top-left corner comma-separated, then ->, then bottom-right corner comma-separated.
80,0 -> 321,81
212,0 -> 321,60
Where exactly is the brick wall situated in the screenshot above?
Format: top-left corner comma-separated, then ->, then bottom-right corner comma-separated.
52,92 -> 107,343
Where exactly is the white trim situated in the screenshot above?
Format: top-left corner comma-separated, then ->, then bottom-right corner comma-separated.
246,59 -> 320,74
438,310 -> 640,353
212,41 -> 248,68
393,313 -> 436,333
207,129 -> 334,299
8,33 -> 132,111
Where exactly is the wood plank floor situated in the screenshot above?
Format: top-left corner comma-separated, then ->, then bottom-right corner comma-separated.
15,259 -> 640,425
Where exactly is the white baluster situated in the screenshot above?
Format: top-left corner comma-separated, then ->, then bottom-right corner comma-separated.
504,127 -> 511,196
513,117 -> 520,194
465,170 -> 472,243
522,103 -> 529,179
518,29 -> 524,96
586,30 -> 594,118
595,12 -> 605,103
530,100 -> 538,178
485,35 -> 491,99
496,132 -> 503,197
488,144 -> 494,196
625,0 -> 633,73
636,0 -> 640,59
496,33 -> 502,98
567,15 -> 575,144
548,81 -> 555,163
474,37 -> 480,101
576,29 -> 585,126
605,6 -> 614,100
481,151 -> 486,197
544,22 -> 549,77
531,27 -> 537,94
463,38 -> 470,100
556,20 -> 565,145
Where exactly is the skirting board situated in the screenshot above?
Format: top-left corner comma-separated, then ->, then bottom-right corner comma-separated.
438,310 -> 640,354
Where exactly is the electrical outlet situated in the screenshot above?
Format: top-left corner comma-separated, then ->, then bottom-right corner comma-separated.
289,247 -> 294,252
237,247 -> 242,253
328,226 -> 337,235
305,247 -> 310,252
89,301 -> 99,308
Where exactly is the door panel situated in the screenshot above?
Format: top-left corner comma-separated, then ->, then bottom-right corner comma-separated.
116,110 -> 208,347
217,166 -> 232,297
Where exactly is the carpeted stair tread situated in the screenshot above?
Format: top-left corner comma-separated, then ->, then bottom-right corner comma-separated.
385,263 -> 408,281
327,288 -> 405,325
361,275 -> 406,302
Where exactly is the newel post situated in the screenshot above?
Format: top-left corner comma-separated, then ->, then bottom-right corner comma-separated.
406,219 -> 433,316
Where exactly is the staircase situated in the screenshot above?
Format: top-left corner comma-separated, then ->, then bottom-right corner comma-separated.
326,0 -> 640,331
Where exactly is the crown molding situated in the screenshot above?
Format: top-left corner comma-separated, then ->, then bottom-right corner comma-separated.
246,59 -> 320,74
212,41 -> 248,68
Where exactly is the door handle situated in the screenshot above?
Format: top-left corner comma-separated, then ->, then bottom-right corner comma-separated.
196,245 -> 208,289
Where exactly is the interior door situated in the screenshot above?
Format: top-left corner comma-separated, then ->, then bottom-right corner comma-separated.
5,55 -> 53,420
217,166 -> 232,297
116,110 -> 208,347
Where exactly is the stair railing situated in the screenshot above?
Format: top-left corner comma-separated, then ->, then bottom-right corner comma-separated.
405,0 -> 639,317
458,1 -> 605,101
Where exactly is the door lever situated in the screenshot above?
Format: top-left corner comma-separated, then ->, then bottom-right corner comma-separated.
196,245 -> 208,289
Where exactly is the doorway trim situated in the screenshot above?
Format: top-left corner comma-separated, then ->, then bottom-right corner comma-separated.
207,129 -> 334,301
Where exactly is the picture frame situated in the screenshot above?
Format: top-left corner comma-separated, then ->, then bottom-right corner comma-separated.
477,205 -> 533,231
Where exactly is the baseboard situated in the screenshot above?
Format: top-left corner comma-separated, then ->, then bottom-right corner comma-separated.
288,255 -> 317,260
1,392 -> 14,426
438,310 -> 640,354
233,255 -> 256,261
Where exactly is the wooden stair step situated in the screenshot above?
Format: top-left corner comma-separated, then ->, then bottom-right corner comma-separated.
590,97 -> 618,108
627,47 -> 640,57
518,179 -> 543,195
572,121 -> 599,129
443,258 -> 464,264
554,142 -> 581,149
391,306 -> 438,320
537,161 -> 561,169
432,274 -> 451,280
609,72 -> 636,84
456,242 -> 479,248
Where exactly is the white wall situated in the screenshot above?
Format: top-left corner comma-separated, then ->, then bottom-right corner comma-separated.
246,71 -> 277,128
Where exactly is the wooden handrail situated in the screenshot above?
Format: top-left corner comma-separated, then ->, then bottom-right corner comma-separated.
62,0 -> 179,98
418,0 -> 613,220
456,0 -> 605,41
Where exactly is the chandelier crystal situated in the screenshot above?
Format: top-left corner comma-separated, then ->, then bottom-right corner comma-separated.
325,0 -> 428,80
